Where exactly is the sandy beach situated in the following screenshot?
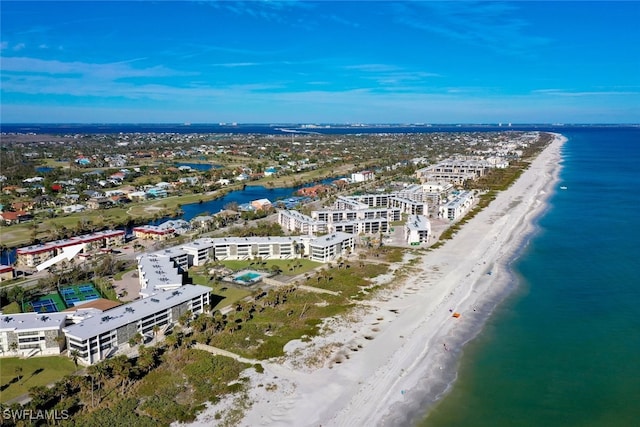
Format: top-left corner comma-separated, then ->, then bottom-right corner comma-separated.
185,133 -> 566,427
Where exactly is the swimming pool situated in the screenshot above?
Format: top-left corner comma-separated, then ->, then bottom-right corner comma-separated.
235,272 -> 261,283
230,270 -> 265,286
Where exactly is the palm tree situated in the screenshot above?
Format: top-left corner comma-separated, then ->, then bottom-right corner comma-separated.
212,311 -> 225,332
87,363 -> 108,402
28,385 -> 53,408
179,310 -> 192,327
136,345 -> 156,374
128,332 -> 143,347
110,355 -> 133,393
152,325 -> 161,344
164,333 -> 178,350
192,314 -> 208,333
70,349 -> 81,367
14,366 -> 23,383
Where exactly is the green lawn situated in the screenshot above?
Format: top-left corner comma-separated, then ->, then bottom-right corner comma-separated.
0,356 -> 78,402
220,258 -> 321,275
209,284 -> 251,311
189,271 -> 252,311
0,302 -> 21,314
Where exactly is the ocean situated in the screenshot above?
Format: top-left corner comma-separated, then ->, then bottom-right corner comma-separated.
420,127 -> 640,426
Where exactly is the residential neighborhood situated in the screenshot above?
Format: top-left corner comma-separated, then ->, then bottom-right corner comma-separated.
0,128 -> 552,423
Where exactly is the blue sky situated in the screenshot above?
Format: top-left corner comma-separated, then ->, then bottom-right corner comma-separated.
1,1 -> 638,124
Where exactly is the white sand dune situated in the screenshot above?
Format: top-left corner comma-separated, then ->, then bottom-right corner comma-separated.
183,134 -> 566,427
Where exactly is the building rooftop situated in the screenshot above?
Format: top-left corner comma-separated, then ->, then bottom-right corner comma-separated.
138,253 -> 184,294
406,215 -> 431,231
0,312 -> 68,332
445,191 -> 474,208
190,235 -> 308,246
280,210 -> 316,223
309,232 -> 353,249
17,230 -> 125,254
63,284 -> 210,341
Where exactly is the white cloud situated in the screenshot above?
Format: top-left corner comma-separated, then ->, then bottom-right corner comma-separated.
1,56 -> 195,79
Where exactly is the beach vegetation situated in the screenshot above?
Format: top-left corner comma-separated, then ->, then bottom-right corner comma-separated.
0,344 -> 250,426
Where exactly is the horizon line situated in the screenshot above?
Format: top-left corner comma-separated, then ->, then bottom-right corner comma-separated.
1,122 -> 638,126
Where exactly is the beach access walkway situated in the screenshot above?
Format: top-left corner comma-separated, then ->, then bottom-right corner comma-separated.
192,343 -> 262,365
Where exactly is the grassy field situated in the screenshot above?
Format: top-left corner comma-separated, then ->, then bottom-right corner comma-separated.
0,356 -> 78,402
303,262 -> 389,297
205,260 -> 392,360
0,302 -> 21,314
207,289 -> 349,360
189,269 -> 252,310
219,258 -> 321,275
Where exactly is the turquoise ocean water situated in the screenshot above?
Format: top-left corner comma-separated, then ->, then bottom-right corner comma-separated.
420,127 -> 640,427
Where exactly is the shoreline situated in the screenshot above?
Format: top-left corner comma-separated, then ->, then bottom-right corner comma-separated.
183,133 -> 566,427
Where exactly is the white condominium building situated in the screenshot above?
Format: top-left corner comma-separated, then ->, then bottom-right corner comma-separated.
278,210 -> 328,235
405,215 -> 431,245
334,196 -> 372,211
312,207 -> 401,223
180,236 -> 313,264
351,170 -> 375,182
137,253 -> 185,298
63,285 -> 210,365
0,312 -> 68,357
439,191 -> 475,221
308,232 -> 355,262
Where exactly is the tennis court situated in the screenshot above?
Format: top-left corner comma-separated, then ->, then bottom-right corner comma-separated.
24,293 -> 67,313
59,283 -> 101,307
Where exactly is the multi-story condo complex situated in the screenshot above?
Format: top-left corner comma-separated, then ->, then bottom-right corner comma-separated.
350,170 -> 375,183
395,184 -> 428,203
137,253 -> 186,298
308,233 -> 356,262
178,234 -> 354,264
0,312 -> 68,357
278,210 -> 328,235
417,157 -> 508,185
133,219 -> 190,241
1,284 -> 211,365
312,207 -> 401,223
16,230 -> 125,268
63,285 -> 210,365
339,193 -> 428,216
179,236 -> 312,263
279,189 -> 433,236
439,191 -> 475,221
419,181 -> 455,209
405,215 -> 431,245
